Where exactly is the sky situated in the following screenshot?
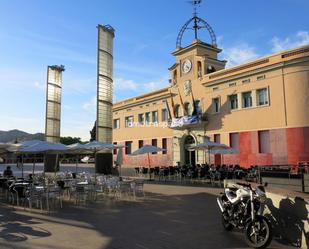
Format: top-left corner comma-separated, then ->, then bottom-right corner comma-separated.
0,0 -> 308,141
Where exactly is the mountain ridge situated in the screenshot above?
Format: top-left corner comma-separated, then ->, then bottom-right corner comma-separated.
0,129 -> 45,143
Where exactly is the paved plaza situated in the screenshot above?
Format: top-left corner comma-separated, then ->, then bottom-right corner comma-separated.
0,184 -> 293,249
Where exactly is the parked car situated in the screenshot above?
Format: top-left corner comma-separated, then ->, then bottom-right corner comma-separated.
80,156 -> 94,163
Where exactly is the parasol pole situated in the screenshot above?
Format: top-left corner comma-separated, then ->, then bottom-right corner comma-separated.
32,154 -> 36,176
75,155 -> 78,174
148,153 -> 151,181
21,154 -> 24,179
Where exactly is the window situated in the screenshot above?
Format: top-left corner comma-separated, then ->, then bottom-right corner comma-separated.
113,142 -> 117,155
125,116 -> 134,128
162,138 -> 167,154
194,100 -> 201,114
161,108 -> 168,122
257,88 -> 269,106
175,104 -> 181,118
214,134 -> 220,143
113,119 -> 120,129
207,65 -> 216,74
152,111 -> 158,123
197,61 -> 202,78
230,133 -> 239,150
145,112 -> 150,125
125,141 -> 132,154
257,75 -> 266,80
229,94 -> 238,110
184,102 -> 192,115
138,113 -> 144,125
212,97 -> 220,113
173,70 -> 177,84
242,92 -> 252,108
151,139 -> 157,154
138,140 -> 144,149
242,79 -> 250,84
258,131 -> 270,153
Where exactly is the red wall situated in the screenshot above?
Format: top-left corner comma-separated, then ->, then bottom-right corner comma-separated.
223,126 -> 309,168
113,138 -> 173,168
115,127 -> 309,168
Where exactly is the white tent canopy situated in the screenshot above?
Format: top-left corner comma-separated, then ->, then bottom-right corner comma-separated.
18,141 -> 68,153
188,140 -> 230,151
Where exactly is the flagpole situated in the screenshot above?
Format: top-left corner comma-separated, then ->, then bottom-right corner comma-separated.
177,88 -> 187,116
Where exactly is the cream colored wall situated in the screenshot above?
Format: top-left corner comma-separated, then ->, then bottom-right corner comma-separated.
283,61 -> 309,127
113,94 -> 173,152
112,44 -> 309,165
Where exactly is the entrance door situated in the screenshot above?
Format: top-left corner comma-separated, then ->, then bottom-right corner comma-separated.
184,135 -> 196,166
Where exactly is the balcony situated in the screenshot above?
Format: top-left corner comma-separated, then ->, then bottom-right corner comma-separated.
168,113 -> 208,130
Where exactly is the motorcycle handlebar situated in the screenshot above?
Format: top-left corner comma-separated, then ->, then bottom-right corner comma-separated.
236,182 -> 252,189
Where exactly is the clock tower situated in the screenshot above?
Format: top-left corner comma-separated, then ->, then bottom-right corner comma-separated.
168,0 -> 226,166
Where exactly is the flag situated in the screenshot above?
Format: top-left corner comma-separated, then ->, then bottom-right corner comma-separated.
169,90 -> 176,118
164,100 -> 172,120
177,88 -> 187,116
191,90 -> 197,116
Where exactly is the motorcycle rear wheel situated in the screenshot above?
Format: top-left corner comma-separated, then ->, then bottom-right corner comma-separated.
244,216 -> 272,249
221,214 -> 234,231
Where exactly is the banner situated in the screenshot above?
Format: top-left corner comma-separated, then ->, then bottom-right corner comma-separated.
170,115 -> 198,128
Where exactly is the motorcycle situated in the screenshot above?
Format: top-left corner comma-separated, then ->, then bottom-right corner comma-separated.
217,182 -> 272,248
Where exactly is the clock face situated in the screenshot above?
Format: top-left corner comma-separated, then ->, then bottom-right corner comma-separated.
182,59 -> 192,74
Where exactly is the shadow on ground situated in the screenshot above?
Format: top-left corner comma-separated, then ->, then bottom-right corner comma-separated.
0,184 -> 295,249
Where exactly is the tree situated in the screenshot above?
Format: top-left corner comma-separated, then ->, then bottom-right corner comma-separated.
60,136 -> 82,145
90,121 -> 96,141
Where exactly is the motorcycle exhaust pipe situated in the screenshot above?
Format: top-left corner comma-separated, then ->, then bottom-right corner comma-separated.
217,197 -> 225,213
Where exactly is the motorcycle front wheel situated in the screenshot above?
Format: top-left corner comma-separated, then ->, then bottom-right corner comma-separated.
221,213 -> 234,231
244,215 -> 272,249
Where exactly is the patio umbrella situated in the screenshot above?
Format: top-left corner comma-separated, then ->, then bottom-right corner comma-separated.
18,141 -> 68,175
83,141 -> 123,174
130,145 -> 166,180
210,148 -> 239,165
188,141 -> 231,164
66,143 -> 92,174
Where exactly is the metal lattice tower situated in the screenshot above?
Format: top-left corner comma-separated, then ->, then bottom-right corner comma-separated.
176,0 -> 217,48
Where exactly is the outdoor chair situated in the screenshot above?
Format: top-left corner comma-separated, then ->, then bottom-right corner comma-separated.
25,186 -> 44,211
73,185 -> 88,205
45,185 -> 63,210
119,181 -> 134,199
132,180 -> 145,198
134,167 -> 140,177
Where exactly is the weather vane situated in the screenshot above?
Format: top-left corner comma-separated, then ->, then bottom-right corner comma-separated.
176,0 -> 217,48
189,0 -> 202,17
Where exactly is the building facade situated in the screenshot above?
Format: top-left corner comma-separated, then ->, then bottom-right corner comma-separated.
112,15 -> 309,168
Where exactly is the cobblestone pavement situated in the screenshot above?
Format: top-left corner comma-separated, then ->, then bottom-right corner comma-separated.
0,184 -> 294,249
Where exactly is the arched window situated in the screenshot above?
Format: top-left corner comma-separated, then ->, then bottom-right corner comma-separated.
173,70 -> 177,85
207,65 -> 216,74
197,61 -> 202,78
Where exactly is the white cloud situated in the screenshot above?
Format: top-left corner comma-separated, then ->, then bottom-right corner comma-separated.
114,78 -> 139,92
271,31 -> 309,53
63,76 -> 96,95
34,81 -> 45,90
221,43 -> 259,68
143,78 -> 168,92
82,96 -> 96,113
